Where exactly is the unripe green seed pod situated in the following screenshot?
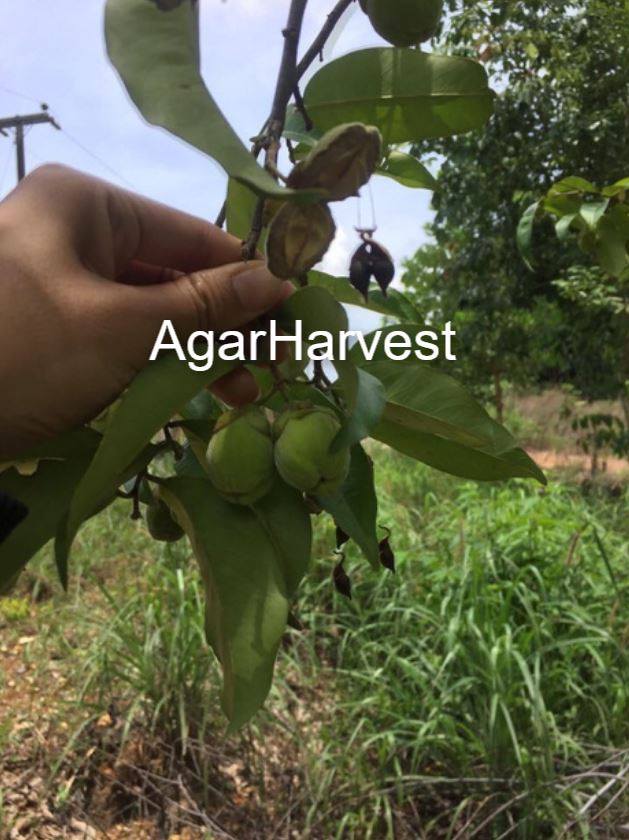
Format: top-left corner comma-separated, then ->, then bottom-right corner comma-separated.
147,499 -> 185,543
287,123 -> 382,202
207,407 -> 275,505
364,0 -> 443,47
267,202 -> 336,279
274,405 -> 350,496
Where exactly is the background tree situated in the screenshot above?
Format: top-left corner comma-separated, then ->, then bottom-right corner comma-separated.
402,0 -> 629,418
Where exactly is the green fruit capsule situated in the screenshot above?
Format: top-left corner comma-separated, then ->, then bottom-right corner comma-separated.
365,0 -> 443,47
147,500 -> 185,543
207,407 -> 275,505
274,406 -> 350,496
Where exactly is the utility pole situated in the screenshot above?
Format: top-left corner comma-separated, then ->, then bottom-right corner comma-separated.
0,105 -> 60,182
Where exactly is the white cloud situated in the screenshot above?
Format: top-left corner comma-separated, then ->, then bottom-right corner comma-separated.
319,224 -> 353,277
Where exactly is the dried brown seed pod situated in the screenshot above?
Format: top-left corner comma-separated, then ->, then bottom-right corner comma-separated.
267,202 -> 336,279
262,197 -> 285,228
287,123 -> 382,202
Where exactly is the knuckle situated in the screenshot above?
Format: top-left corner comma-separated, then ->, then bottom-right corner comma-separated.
26,162 -> 77,184
178,271 -> 219,331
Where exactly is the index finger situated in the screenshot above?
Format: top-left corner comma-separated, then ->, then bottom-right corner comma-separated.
9,164 -> 245,277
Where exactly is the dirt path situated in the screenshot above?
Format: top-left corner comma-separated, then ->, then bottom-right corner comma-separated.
528,448 -> 629,478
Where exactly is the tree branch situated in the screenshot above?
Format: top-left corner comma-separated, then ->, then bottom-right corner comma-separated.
240,0 -> 310,257
296,0 -> 355,81
264,0 -> 310,173
218,0 -> 353,254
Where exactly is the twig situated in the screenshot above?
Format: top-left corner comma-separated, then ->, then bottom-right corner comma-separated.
215,200 -> 227,228
216,0 -> 352,242
270,362 -> 290,402
559,762 -> 629,836
292,83 -> 313,131
117,471 -> 145,520
163,424 -> 184,460
296,0 -> 355,80
241,197 -> 267,261
237,1 -> 309,257
264,0 -> 310,173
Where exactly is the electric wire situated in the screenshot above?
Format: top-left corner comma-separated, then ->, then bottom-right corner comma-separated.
0,86 -> 44,107
58,127 -> 137,189
1,88 -> 135,192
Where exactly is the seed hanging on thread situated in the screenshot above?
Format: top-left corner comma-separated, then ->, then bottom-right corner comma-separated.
349,187 -> 395,300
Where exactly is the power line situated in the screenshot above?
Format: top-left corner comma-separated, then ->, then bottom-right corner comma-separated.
1,91 -> 136,191
58,127 -> 136,189
0,109 -> 60,181
0,86 -> 44,108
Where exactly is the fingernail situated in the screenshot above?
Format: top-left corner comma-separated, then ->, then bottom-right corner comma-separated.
232,265 -> 283,312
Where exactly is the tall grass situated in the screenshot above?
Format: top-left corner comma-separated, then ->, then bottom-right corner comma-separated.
67,451 -> 628,837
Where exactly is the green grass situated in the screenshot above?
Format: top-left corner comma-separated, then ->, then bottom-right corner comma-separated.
270,455 -> 628,836
5,448 -> 628,838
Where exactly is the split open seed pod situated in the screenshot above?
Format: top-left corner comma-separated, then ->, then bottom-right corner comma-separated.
267,202 -> 336,279
287,123 -> 382,202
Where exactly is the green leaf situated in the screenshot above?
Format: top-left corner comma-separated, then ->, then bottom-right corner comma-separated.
377,151 -> 437,190
579,199 -> 609,230
0,429 -> 101,590
332,369 -> 386,452
550,176 -> 597,194
303,48 -> 495,144
367,290 -> 423,322
283,106 -> 321,147
104,0 -> 304,199
226,178 -> 269,252
308,270 -> 420,321
279,286 -> 359,409
602,177 -> 629,198
597,215 -> 628,277
348,324 -> 443,366
58,353 -> 238,567
363,359 -> 516,452
174,444 -> 207,479
317,444 -> 379,568
517,201 -> 541,270
373,417 -> 545,484
357,358 -> 546,484
543,193 -> 583,217
160,477 -> 311,730
555,213 -> 578,242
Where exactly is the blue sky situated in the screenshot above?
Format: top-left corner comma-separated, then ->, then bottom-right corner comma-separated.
0,0 -> 434,280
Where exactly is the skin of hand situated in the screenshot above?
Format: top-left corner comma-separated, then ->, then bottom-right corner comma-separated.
0,165 -> 292,460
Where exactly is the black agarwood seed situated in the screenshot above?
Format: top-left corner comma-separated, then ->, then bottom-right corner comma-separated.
333,562 -> 352,599
378,536 -> 396,573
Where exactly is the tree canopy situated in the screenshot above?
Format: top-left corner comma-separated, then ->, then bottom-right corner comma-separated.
403,0 -> 629,416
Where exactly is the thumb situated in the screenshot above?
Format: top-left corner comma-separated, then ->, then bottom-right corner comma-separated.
144,260 -> 288,335
109,260 -> 291,369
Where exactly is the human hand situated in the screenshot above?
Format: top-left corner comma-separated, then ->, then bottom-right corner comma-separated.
0,165 -> 291,460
